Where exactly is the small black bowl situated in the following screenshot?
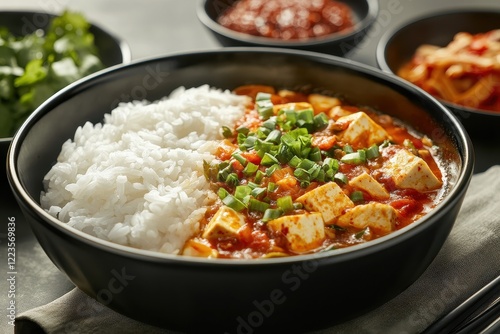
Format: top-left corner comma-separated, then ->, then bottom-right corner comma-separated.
0,10 -> 131,202
376,9 -> 500,138
7,48 -> 473,333
197,0 -> 379,55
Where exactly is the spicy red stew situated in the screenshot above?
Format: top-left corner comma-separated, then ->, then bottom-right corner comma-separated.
181,85 -> 446,259
217,0 -> 354,40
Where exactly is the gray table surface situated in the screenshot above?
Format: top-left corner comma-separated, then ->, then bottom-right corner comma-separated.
1,0 -> 499,333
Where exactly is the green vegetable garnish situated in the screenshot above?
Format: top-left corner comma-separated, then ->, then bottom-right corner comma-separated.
0,10 -> 104,137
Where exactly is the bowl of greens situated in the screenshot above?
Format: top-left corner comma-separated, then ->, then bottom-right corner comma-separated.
0,10 -> 131,197
0,10 -> 131,139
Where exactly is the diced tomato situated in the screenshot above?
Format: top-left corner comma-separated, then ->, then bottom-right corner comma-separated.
216,139 -> 237,160
231,160 -> 244,173
241,151 -> 262,165
312,135 -> 337,150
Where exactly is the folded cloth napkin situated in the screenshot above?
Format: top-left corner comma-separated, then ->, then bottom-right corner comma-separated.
15,166 -> 500,334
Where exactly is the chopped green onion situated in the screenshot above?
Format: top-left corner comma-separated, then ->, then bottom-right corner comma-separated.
236,126 -> 250,135
283,109 -> 297,125
256,92 -> 272,101
313,112 -> 329,131
379,139 -> 392,149
315,168 -> 326,182
329,225 -> 347,231
261,152 -> 279,166
262,208 -> 283,222
265,164 -> 280,176
254,170 -> 264,184
300,180 -> 310,188
247,182 -> 259,189
257,127 -> 271,139
218,164 -> 233,182
234,185 -> 252,200
343,145 -> 354,154
262,118 -> 277,130
266,129 -> 281,143
255,139 -> 274,153
309,147 -> 322,161
232,152 -> 247,166
221,126 -> 233,138
350,190 -> 364,202
276,144 -> 293,164
341,150 -> 366,165
365,144 -> 380,159
355,228 -> 367,239
218,188 -> 229,199
238,134 -> 258,151
203,160 -> 219,182
334,172 -> 348,184
267,182 -> 278,192
248,198 -> 270,213
293,202 -> 303,210
225,173 -> 239,187
251,186 -> 267,199
403,139 -> 418,155
297,158 -> 315,170
243,162 -> 258,176
237,132 -> 247,146
322,157 -> 339,173
277,196 -> 293,212
308,164 -> 322,180
294,168 -> 310,181
257,100 -> 274,120
222,194 -> 246,211
288,155 -> 302,168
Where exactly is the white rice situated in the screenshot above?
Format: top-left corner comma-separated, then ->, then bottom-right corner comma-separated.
41,85 -> 248,254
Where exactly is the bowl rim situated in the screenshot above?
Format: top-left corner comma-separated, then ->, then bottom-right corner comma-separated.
0,9 -> 132,141
196,0 -> 379,47
7,47 -> 474,266
375,7 -> 500,118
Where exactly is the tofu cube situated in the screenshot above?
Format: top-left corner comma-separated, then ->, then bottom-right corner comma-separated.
336,112 -> 390,147
182,238 -> 218,258
296,182 -> 354,224
336,203 -> 397,235
202,206 -> 245,240
308,94 -> 342,113
329,106 -> 353,120
349,172 -> 390,200
383,148 -> 442,192
273,102 -> 312,114
267,213 -> 325,253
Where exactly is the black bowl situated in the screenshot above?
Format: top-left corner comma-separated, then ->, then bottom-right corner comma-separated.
376,9 -> 500,138
7,48 -> 473,333
0,10 -> 132,142
197,0 -> 379,55
0,10 -> 131,206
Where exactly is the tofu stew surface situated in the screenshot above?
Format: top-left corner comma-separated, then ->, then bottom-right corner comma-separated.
187,85 -> 447,258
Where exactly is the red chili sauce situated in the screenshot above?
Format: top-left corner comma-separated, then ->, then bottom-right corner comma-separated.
217,0 -> 354,40
183,85 -> 446,259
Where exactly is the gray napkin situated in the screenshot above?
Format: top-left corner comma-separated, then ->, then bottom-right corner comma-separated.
15,166 -> 500,334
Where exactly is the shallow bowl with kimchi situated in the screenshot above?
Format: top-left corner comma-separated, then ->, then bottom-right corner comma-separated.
197,0 -> 379,55
7,48 -> 473,333
376,9 -> 500,137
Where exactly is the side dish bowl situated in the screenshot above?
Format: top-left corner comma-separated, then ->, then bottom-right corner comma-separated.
197,0 -> 379,55
376,9 -> 500,138
0,10 -> 131,206
7,48 -> 473,333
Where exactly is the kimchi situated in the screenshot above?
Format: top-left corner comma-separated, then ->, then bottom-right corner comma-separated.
398,30 -> 500,112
